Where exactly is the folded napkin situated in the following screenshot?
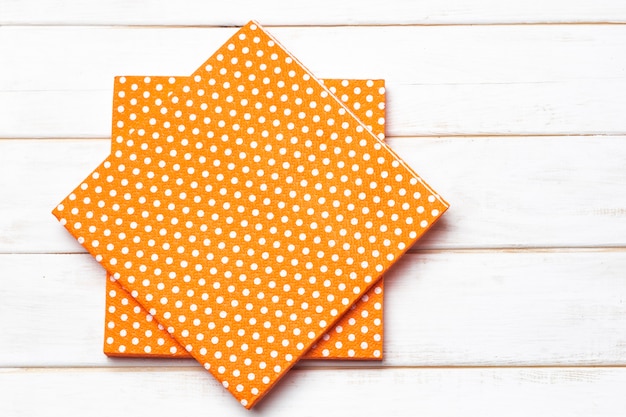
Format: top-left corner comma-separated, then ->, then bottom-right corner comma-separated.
104,77 -> 387,360
53,21 -> 448,408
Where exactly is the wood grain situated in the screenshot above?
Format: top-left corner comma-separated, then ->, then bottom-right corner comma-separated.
1,26 -> 625,137
2,250 -> 625,367
2,367 -> 626,416
2,0 -> 626,25
2,137 -> 624,253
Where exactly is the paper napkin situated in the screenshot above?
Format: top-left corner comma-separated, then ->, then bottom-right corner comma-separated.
53,21 -> 448,408
104,78 -> 387,360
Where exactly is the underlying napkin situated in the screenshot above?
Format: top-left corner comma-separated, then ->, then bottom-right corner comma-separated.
104,78 -> 387,360
105,272 -> 383,359
53,21 -> 448,408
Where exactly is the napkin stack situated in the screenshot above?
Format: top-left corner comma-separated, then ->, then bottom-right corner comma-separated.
53,21 -> 448,408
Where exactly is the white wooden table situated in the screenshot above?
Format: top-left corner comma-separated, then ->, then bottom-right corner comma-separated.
2,2 -> 626,415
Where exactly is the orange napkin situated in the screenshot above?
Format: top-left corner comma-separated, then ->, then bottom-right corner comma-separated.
104,78 -> 387,360
105,273 -> 383,359
53,21 -> 448,408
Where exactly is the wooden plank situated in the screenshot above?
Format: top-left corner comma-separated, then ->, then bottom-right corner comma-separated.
1,136 -> 625,253
2,26 -> 626,136
2,366 -> 626,415
2,251 -> 625,367
2,0 -> 626,25
4,82 -> 625,138
5,26 -> 626,91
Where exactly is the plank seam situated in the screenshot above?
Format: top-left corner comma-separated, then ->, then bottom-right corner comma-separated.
2,247 -> 625,256
2,22 -> 626,28
2,364 -> 626,372
2,133 -> 626,141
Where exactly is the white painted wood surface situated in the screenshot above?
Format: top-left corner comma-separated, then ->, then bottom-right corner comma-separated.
4,367 -> 626,416
1,3 -> 626,415
3,26 -> 626,137
2,137 -> 626,253
2,251 -> 626,368
2,0 -> 626,25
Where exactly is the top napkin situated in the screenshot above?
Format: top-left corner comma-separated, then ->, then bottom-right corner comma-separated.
53,21 -> 448,408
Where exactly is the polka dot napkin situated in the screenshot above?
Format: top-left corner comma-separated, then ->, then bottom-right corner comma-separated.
53,21 -> 448,408
103,78 -> 387,360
